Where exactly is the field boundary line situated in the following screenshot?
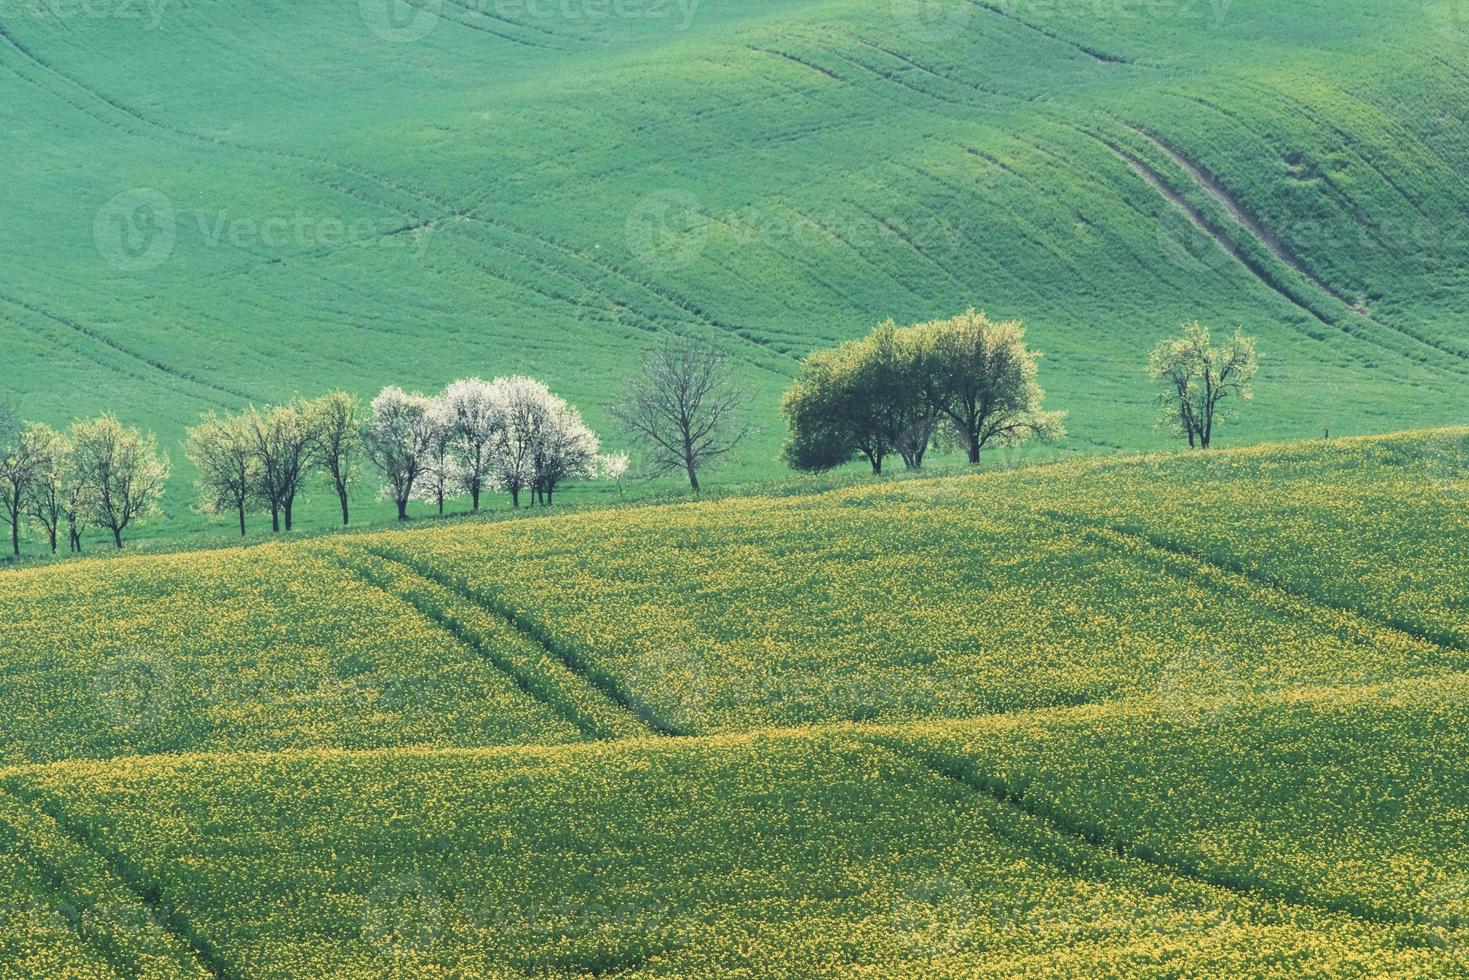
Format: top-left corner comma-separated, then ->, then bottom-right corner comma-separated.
1039,510 -> 1468,655
362,545 -> 688,737
871,741 -> 1412,933
0,780 -> 231,978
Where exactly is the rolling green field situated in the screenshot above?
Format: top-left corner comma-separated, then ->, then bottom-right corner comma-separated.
0,430 -> 1466,975
2,0 -> 1468,549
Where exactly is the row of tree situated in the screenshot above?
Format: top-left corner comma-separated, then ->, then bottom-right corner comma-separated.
0,375 -> 626,554
780,313 -> 1258,473
0,322 -> 1258,555
186,377 -> 624,540
0,409 -> 169,554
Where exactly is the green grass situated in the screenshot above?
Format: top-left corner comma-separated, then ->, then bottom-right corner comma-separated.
0,431 -> 1466,973
2,0 -> 1468,551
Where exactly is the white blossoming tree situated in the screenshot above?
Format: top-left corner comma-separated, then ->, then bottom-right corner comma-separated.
362,387 -> 442,521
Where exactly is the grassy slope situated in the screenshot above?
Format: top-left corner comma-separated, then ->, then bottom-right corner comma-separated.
2,0 -> 1468,551
0,431 -> 1466,974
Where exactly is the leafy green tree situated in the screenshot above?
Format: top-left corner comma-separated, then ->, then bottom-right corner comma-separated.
187,411 -> 259,537
783,310 -> 1059,473
912,309 -> 1065,464
69,414 -> 169,549
781,321 -> 933,474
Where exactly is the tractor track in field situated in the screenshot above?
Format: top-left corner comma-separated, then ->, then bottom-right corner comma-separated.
437,0 -> 597,45
874,742 -> 1413,933
0,294 -> 258,405
328,548 -> 622,741
0,781 -> 232,978
1039,510 -> 1469,656
1109,119 -> 1469,370
966,1 -> 1134,67
0,788 -> 150,978
398,0 -> 564,49
363,546 -> 688,737
1081,126 -> 1469,378
747,45 -> 845,82
0,20 -> 791,373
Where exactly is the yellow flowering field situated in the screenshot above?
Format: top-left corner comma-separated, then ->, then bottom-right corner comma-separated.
0,429 -> 1464,975
2,720 -> 1463,978
359,429 -> 1469,736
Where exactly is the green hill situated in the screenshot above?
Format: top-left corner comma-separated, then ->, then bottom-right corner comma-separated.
2,0 -> 1468,547
0,431 -> 1466,974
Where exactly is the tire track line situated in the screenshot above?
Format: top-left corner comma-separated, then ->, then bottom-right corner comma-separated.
1039,509 -> 1468,655
365,545 -> 688,737
0,780 -> 230,978
873,741 -> 1415,932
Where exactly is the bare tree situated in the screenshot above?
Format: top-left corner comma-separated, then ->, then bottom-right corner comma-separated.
1148,323 -> 1260,449
187,411 -> 258,537
308,391 -> 363,526
611,338 -> 750,491
69,414 -> 169,548
244,401 -> 316,532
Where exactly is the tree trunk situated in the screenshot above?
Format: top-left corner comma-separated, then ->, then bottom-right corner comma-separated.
470,485 -> 480,512
238,501 -> 247,537
338,487 -> 350,526
283,496 -> 294,531
112,526 -> 123,549
966,438 -> 981,464
510,488 -> 520,508
396,498 -> 408,521
270,505 -> 280,533
437,492 -> 444,516
9,517 -> 16,557
686,459 -> 700,491
47,528 -> 57,554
